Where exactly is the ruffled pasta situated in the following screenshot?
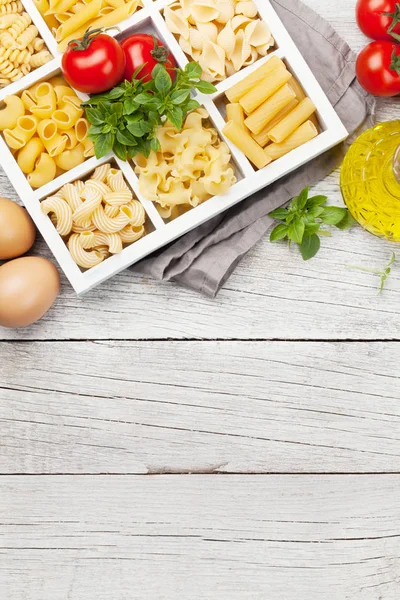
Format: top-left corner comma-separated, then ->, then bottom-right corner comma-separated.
134,109 -> 236,220
41,164 -> 147,269
164,0 -> 274,82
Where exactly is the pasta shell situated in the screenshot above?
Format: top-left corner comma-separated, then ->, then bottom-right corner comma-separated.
231,14 -> 252,31
256,39 -> 275,56
225,59 -> 236,77
196,21 -> 218,42
191,0 -> 220,23
230,28 -> 251,71
179,34 -> 201,60
189,26 -> 204,50
180,0 -> 195,18
164,5 -> 190,39
245,19 -> 272,48
235,0 -> 258,18
242,47 -> 258,67
199,39 -> 226,78
215,0 -> 234,24
217,20 -> 235,59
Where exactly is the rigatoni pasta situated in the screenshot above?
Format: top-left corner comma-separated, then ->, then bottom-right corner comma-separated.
222,58 -> 320,169
41,163 -> 147,269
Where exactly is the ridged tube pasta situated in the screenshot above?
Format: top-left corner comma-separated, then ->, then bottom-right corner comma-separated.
244,84 -> 296,135
54,143 -> 85,170
55,0 -> 101,41
92,232 -> 123,254
0,94 -> 24,129
3,114 -> 37,149
41,195 -> 73,236
92,204 -> 132,233
68,233 -> 104,269
27,152 -> 56,188
59,182 -> 81,211
226,56 -> 284,102
119,224 -> 145,244
103,191 -> 133,206
240,68 -> 292,114
268,97 -> 316,143
78,230 -> 96,249
37,119 -> 68,157
252,98 -> 299,147
223,120 -> 271,170
264,120 -> 318,161
126,200 -> 146,227
17,136 -> 44,173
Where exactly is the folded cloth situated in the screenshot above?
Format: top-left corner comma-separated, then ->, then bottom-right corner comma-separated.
133,0 -> 376,297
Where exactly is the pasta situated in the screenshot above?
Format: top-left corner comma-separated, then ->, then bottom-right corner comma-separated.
134,108 -> 236,220
164,0 -> 274,82
0,77 -> 90,188
223,60 -> 320,168
0,4 -> 51,87
41,164 -> 147,269
33,0 -> 142,51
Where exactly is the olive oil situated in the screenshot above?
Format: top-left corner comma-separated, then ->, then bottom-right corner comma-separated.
341,121 -> 400,241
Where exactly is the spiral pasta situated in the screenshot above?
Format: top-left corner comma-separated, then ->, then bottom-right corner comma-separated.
134,108 -> 236,220
0,4 -> 51,87
164,0 -> 274,82
41,164 -> 147,269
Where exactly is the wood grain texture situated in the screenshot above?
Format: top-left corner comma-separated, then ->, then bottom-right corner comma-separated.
0,0 -> 399,342
1,475 -> 400,600
1,341 -> 399,474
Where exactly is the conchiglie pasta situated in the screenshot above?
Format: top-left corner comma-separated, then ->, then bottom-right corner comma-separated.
41,164 -> 147,270
164,0 -> 275,82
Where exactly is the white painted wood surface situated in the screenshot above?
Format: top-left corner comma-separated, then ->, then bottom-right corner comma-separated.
1,1 -> 400,598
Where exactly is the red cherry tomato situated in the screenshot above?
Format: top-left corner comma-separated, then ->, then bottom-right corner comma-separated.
356,41 -> 400,96
120,34 -> 177,83
62,28 -> 125,94
356,0 -> 400,42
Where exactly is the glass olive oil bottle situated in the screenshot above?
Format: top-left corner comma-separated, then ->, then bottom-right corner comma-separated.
341,121 -> 400,241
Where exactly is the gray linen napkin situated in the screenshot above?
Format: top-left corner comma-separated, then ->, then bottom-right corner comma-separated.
133,0 -> 376,296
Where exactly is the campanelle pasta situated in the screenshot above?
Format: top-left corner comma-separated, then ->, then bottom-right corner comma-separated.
0,3 -> 52,87
134,108 -> 236,220
164,0 -> 274,82
41,164 -> 147,269
0,76 -> 92,188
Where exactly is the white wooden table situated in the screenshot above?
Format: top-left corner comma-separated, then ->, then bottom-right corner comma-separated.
1,2 -> 400,598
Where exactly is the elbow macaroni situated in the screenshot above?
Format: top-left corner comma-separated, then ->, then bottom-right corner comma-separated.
41,164 -> 147,269
0,77 -> 89,188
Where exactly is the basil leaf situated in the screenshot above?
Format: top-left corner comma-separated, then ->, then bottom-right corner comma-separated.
134,92 -> 156,105
126,120 -> 151,137
185,99 -> 201,112
195,80 -> 217,94
270,223 -> 288,241
335,211 -> 356,230
155,67 -> 172,95
300,234 -> 320,261
304,222 -> 321,237
296,186 -> 310,210
123,97 -> 138,115
269,207 -> 289,220
185,61 -> 202,78
288,218 -> 305,244
167,106 -> 183,130
320,206 -> 348,225
171,89 -> 190,105
306,195 -> 327,209
308,205 -> 325,218
113,139 -> 127,161
94,133 -> 113,158
116,129 -> 138,146
85,108 -> 104,126
87,124 -> 103,137
150,137 -> 161,152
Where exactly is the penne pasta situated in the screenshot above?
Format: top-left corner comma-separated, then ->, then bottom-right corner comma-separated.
251,98 -> 299,147
265,120 -> 318,161
268,97 -> 316,143
244,84 -> 296,135
223,120 -> 271,170
225,56 -> 284,103
240,67 -> 292,114
55,0 -> 101,41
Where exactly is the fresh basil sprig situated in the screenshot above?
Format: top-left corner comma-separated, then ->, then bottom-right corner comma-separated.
81,62 -> 216,161
269,187 -> 356,260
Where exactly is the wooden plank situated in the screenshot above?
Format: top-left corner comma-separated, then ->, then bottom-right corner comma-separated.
1,341 -> 399,474
1,474 -> 400,599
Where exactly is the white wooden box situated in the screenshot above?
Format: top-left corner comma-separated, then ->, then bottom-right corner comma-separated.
0,0 -> 348,294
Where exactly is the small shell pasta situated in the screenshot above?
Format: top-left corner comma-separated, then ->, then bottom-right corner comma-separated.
41,165 -> 147,270
164,0 -> 275,82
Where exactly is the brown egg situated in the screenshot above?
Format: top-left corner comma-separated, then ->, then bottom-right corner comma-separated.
0,197 -> 36,260
0,257 -> 60,328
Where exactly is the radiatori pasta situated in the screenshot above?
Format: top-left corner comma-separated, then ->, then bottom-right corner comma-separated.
41,164 -> 147,269
164,0 -> 274,83
32,0 -> 142,51
0,3 -> 52,88
0,76 -> 92,188
134,108 -> 236,221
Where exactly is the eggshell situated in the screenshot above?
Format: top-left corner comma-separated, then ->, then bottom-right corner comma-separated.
0,197 -> 36,260
0,257 -> 60,328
